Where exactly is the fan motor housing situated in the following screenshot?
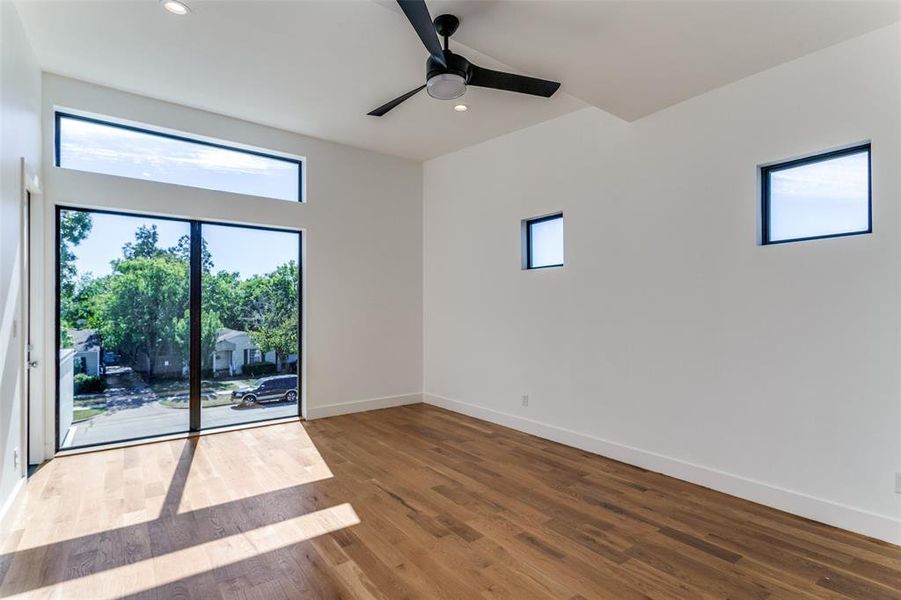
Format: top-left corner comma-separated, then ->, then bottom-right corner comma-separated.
427,51 -> 471,82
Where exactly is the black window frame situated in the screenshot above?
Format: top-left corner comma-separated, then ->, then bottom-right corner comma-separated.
525,213 -> 564,270
54,111 -> 304,202
761,143 -> 871,245
55,205 -> 304,452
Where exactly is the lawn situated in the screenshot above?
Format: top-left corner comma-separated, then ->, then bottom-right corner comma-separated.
71,376 -> 256,411
72,394 -> 111,405
149,378 -> 253,395
73,407 -> 107,422
159,396 -> 239,409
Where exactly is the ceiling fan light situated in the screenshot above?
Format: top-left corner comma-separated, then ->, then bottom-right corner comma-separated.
427,73 -> 466,100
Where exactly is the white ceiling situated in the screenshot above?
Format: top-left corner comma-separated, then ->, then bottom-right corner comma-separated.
15,1 -> 900,160
427,0 -> 901,121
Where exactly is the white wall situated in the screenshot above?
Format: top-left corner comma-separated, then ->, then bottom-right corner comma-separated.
39,74 -> 423,437
423,25 -> 901,544
0,1 -> 42,520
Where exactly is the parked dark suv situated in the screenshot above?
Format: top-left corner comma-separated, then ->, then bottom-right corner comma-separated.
232,375 -> 298,405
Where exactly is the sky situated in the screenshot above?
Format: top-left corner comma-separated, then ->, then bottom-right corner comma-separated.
530,216 -> 564,267
59,116 -> 300,202
769,151 -> 869,241
67,211 -> 299,280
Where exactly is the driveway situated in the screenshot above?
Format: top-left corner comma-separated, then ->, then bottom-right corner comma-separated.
65,399 -> 299,448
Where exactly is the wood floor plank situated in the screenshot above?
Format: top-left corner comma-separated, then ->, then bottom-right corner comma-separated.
0,404 -> 897,599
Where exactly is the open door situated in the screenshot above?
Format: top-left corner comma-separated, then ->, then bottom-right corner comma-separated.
20,159 -> 42,469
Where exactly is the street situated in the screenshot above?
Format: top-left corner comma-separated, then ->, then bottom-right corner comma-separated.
65,398 -> 298,447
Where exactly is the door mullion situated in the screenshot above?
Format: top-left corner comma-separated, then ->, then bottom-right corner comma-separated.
189,221 -> 202,431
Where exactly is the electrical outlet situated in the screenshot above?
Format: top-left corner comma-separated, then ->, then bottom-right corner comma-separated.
895,472 -> 901,494
521,395 -> 529,407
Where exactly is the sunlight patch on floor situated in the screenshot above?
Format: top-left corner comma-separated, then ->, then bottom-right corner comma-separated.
169,424 -> 334,514
3,503 -> 360,600
9,422 -> 333,551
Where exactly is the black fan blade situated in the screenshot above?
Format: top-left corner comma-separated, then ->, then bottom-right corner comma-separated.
367,85 -> 426,117
397,0 -> 446,67
468,64 -> 560,97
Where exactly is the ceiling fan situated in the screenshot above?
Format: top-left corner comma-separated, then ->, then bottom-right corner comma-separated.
367,0 -> 561,116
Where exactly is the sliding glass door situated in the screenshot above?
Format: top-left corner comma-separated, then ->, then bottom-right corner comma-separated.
57,207 -> 301,450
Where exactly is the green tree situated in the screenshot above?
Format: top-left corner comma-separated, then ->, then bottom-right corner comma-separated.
171,234 -> 214,272
62,273 -> 109,330
204,270 -> 242,329
92,225 -> 238,379
122,225 -> 162,260
95,256 -> 188,382
59,211 -> 94,345
239,261 -> 299,364
62,221 -> 301,380
174,309 -> 222,371
59,210 -> 93,295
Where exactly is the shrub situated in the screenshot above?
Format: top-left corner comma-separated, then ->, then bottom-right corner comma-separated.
74,373 -> 105,394
243,362 -> 277,377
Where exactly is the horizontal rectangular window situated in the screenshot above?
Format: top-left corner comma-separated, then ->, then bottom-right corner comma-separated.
762,144 -> 871,244
525,213 -> 564,269
55,112 -> 302,202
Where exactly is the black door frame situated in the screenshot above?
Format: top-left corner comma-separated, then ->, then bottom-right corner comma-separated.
24,191 -> 32,468
55,205 -> 303,451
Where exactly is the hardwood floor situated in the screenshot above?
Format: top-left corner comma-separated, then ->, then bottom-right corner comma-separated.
0,404 -> 898,599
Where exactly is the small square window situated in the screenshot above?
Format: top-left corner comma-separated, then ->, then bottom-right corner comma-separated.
524,213 -> 564,269
762,144 -> 871,244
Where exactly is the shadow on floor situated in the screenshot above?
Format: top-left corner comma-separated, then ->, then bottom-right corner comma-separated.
0,431 -> 353,598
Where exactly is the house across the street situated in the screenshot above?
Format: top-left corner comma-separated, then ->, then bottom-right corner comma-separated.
212,328 -> 296,376
66,327 -> 290,379
68,329 -> 102,377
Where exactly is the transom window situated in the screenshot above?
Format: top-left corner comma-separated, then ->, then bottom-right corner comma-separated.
761,144 -> 871,244
55,112 -> 303,202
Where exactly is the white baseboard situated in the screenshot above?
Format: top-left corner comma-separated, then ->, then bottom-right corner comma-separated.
0,476 -> 26,535
424,392 -> 901,546
306,393 -> 422,420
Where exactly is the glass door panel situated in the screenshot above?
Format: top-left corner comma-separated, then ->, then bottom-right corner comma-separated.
58,209 -> 190,448
200,224 -> 300,429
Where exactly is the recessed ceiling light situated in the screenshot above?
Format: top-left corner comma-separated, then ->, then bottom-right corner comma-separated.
454,104 -> 468,112
161,0 -> 190,15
